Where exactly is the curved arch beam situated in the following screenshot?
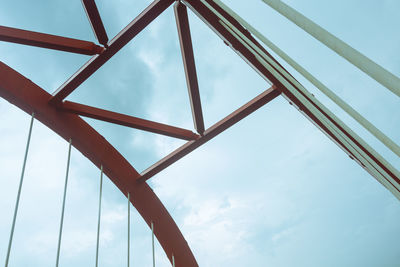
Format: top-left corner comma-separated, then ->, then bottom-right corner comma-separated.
0,61 -> 198,267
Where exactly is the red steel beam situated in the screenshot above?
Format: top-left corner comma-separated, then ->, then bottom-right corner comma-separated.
138,85 -> 280,182
174,2 -> 205,135
0,25 -> 104,55
61,101 -> 200,141
50,0 -> 175,105
81,0 -> 109,46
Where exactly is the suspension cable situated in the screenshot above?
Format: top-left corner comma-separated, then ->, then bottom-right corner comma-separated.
151,221 -> 155,267
95,165 -> 103,267
55,138 -> 72,267
128,192 -> 130,267
4,112 -> 35,267
260,0 -> 400,98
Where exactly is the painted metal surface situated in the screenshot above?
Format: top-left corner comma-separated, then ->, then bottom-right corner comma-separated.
0,25 -> 104,55
0,61 -> 198,267
61,101 -> 199,141
174,2 -> 205,135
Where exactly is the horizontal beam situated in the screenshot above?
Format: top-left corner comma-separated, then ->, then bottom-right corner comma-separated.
61,101 -> 199,141
81,0 -> 109,46
0,25 -> 104,55
138,85 -> 280,182
50,0 -> 175,105
174,2 -> 205,134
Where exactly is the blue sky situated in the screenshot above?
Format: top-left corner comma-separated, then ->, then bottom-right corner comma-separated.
0,0 -> 400,266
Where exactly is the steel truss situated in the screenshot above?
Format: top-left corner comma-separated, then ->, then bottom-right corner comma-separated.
0,0 -> 399,266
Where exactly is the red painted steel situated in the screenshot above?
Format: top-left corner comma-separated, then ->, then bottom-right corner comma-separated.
61,101 -> 200,140
0,25 -> 104,55
139,86 -> 280,182
174,2 -> 205,135
0,61 -> 198,267
81,0 -> 109,46
1,0 -> 399,265
50,0 -> 175,105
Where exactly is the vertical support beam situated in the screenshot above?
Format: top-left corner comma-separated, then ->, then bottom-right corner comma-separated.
81,0 -> 109,46
127,192 -> 130,267
4,113 -> 34,267
95,165 -> 103,267
174,2 -> 205,134
56,139 -> 72,267
261,0 -> 400,98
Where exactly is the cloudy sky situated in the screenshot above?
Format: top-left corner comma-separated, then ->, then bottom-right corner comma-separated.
1,0 -> 400,266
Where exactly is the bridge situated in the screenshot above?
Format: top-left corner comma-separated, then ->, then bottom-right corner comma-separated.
1,0 -> 399,266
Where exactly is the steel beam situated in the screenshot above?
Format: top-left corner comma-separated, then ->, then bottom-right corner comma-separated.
174,2 -> 205,134
81,0 -> 109,46
0,25 -> 104,55
61,101 -> 199,140
50,0 -> 175,105
138,85 -> 280,182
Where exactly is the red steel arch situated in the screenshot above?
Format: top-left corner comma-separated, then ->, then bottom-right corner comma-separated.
0,61 -> 198,267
